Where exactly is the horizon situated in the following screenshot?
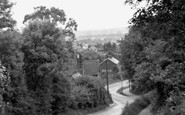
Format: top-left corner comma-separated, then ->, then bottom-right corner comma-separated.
11,0 -> 136,31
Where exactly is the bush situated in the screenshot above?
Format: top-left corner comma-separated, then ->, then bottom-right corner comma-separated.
121,94 -> 151,115
64,109 -> 85,115
70,85 -> 91,109
131,62 -> 155,95
112,73 -> 122,80
69,76 -> 111,111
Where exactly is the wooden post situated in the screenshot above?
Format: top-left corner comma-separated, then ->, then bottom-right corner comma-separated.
129,79 -> 131,91
106,57 -> 109,95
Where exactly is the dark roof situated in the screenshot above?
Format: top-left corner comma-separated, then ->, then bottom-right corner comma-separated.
83,60 -> 99,76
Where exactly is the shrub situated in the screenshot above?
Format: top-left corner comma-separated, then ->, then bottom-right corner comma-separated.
112,73 -> 122,80
70,76 -> 111,110
64,109 -> 85,115
70,85 -> 91,109
121,94 -> 151,115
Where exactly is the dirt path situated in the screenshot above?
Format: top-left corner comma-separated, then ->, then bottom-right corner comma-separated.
89,81 -> 138,115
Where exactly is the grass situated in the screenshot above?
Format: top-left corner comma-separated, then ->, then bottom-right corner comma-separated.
117,86 -> 129,96
65,104 -> 109,115
86,104 -> 109,114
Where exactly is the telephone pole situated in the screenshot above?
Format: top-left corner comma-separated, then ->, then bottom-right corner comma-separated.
106,55 -> 109,95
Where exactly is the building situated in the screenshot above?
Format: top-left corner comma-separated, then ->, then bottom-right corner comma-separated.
89,46 -> 98,52
99,57 -> 119,73
83,60 -> 99,76
82,43 -> 88,49
72,72 -> 82,79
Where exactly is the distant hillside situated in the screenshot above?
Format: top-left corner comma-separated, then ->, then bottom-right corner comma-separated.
75,28 -> 128,41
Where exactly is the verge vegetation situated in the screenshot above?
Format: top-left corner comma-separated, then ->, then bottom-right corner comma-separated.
117,86 -> 129,96
121,92 -> 151,115
120,0 -> 185,114
0,1 -> 111,115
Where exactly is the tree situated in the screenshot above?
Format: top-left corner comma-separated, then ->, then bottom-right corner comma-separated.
119,28 -> 146,82
0,1 -> 29,114
23,6 -> 77,41
0,61 -> 9,92
0,0 -> 16,30
21,6 -> 77,114
80,49 -> 99,60
21,20 -> 72,114
0,30 -> 30,115
122,0 -> 185,113
103,42 -> 117,52
23,6 -> 66,25
73,76 -> 110,109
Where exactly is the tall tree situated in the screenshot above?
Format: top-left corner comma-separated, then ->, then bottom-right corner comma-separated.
0,0 -> 16,30
21,6 -> 77,114
119,28 -> 145,81
21,20 -> 70,114
0,30 -> 29,115
103,42 -> 117,53
0,1 -> 29,114
23,6 -> 77,41
122,0 -> 185,113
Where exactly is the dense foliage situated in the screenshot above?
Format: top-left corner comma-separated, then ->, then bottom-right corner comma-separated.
103,42 -> 117,52
121,92 -> 151,115
80,49 -> 99,60
21,19 -> 72,115
0,2 -> 110,114
0,0 -> 16,30
120,0 -> 185,114
70,76 -> 110,110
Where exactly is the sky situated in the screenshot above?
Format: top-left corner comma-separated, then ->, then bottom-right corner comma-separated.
11,0 -> 136,31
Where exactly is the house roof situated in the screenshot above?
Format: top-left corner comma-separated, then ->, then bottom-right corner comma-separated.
100,57 -> 119,65
90,46 -> 97,49
108,57 -> 119,64
83,60 -> 99,76
72,72 -> 82,79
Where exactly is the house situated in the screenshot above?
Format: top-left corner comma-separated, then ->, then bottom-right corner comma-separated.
89,46 -> 97,52
99,57 -> 119,73
82,43 -> 88,49
72,72 -> 82,79
83,60 -> 99,76
73,42 -> 84,52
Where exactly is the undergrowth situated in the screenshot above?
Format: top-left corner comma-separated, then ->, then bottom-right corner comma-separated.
121,93 -> 151,115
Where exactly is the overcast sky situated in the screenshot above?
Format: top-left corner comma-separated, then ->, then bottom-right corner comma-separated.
11,0 -> 136,31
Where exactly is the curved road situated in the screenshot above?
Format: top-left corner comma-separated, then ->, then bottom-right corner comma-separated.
89,80 -> 138,115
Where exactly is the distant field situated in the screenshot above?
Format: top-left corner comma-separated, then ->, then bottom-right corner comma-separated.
75,28 -> 128,41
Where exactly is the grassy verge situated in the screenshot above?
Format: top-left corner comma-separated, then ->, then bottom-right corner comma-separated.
117,86 -> 129,96
64,110 -> 86,115
86,104 -> 109,114
66,104 -> 109,115
101,75 -> 124,86
121,93 -> 151,115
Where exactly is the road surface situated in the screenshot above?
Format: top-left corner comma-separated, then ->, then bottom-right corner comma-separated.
89,80 -> 138,115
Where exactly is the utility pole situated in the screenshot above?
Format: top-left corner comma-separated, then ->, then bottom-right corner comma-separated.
121,74 -> 123,88
106,55 -> 109,95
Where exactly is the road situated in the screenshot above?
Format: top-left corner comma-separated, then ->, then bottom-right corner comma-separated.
89,80 -> 138,115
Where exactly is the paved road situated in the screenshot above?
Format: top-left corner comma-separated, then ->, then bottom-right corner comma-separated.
89,80 -> 138,115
